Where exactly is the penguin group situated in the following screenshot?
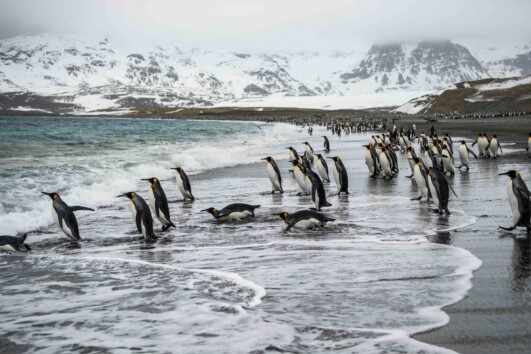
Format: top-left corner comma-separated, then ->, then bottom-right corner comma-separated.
3,122 -> 530,252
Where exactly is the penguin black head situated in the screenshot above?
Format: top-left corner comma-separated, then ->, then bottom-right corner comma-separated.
499,170 -> 519,179
41,192 -> 60,200
286,147 -> 294,151
171,167 -> 183,173
316,154 -> 323,159
116,192 -> 136,199
327,156 -> 340,161
201,207 -> 218,217
412,157 -> 422,164
261,156 -> 272,162
141,177 -> 159,184
461,140 -> 466,144
273,212 -> 289,221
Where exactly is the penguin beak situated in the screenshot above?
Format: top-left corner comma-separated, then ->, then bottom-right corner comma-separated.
140,178 -> 151,182
170,167 -> 178,170
498,172 -> 510,176
200,209 -> 209,212
41,192 -> 51,196
260,157 -> 267,160
116,193 -> 128,198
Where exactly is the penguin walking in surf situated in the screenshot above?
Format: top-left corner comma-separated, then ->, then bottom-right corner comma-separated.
323,136 -> 330,152
427,168 -> 457,215
457,141 -> 477,171
305,167 -> 332,211
0,234 -> 31,252
262,156 -> 283,194
141,177 -> 176,231
202,203 -> 260,221
171,167 -> 194,200
117,192 -> 157,240
487,135 -> 503,158
411,157 -> 430,201
498,170 -> 530,235
41,192 -> 94,242
316,154 -> 330,183
328,156 -> 349,195
291,160 -> 310,195
274,210 -> 335,231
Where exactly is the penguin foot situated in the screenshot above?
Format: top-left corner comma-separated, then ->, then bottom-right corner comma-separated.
411,196 -> 422,201
405,175 -> 413,178
498,225 -> 516,232
432,208 -> 440,213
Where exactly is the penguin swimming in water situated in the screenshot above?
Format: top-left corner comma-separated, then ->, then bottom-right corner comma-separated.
286,147 -> 300,162
498,170 -> 530,235
305,167 -> 332,211
303,142 -> 315,163
457,141 -> 477,171
328,156 -> 349,195
427,168 -> 457,214
0,234 -> 31,252
117,192 -> 157,241
171,167 -> 194,200
141,177 -> 176,231
262,156 -> 283,194
274,210 -> 335,231
316,154 -> 330,183
291,160 -> 310,195
41,192 -> 94,242
323,136 -> 330,152
202,203 -> 260,221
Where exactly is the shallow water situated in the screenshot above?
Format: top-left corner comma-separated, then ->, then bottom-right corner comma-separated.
0,116 -> 488,353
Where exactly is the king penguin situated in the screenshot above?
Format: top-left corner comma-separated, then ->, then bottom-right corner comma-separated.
117,192 -> 157,240
411,157 -> 430,201
427,168 -> 457,214
316,154 -> 330,183
328,156 -> 349,195
364,145 -> 380,178
41,192 -> 94,242
141,177 -> 176,231
262,156 -> 283,194
291,160 -> 310,195
274,210 -> 335,231
323,136 -> 330,152
303,142 -> 315,164
405,147 -> 417,178
487,135 -> 503,158
498,170 -> 530,235
305,167 -> 332,210
0,234 -> 31,252
286,147 -> 300,162
457,141 -> 477,171
171,167 -> 194,200
202,203 -> 260,221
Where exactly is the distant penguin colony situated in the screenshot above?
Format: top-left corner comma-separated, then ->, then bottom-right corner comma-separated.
3,120 -> 531,252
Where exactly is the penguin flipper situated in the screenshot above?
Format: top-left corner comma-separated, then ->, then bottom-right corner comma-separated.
71,206 -> 95,212
135,211 -> 143,233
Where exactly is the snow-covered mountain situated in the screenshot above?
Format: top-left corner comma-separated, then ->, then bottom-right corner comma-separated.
0,33 -> 529,113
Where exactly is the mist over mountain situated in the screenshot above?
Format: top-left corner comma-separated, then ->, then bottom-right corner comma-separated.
0,33 -> 530,114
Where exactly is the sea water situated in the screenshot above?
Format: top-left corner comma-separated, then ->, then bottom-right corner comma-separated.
0,116 -> 480,353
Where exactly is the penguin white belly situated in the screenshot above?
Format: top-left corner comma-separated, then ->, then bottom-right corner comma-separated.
423,153 -> 433,169
305,148 -> 313,161
267,163 -> 281,191
305,176 -> 313,196
227,211 -> 252,220
428,175 -> 439,206
332,164 -> 340,189
442,152 -> 454,173
289,151 -> 297,161
294,169 -> 308,193
380,155 -> 391,177
176,174 -> 190,198
507,180 -> 520,224
490,141 -> 498,157
458,146 -> 469,167
141,220 -> 147,238
406,152 -> 415,173
317,161 -> 328,181
365,151 -> 374,173
294,218 -> 321,229
51,204 -> 75,239
0,244 -> 16,251
413,166 -> 428,198
399,137 -> 405,150
51,204 -> 60,228
129,201 -> 137,220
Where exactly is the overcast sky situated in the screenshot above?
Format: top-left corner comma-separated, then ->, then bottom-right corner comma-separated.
1,0 -> 530,50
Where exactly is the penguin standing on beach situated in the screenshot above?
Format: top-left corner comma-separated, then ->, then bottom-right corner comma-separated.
141,177 -> 176,231
316,154 -> 330,183
202,203 -> 260,221
405,147 -> 417,178
117,192 -> 157,240
262,156 -> 283,194
364,145 -> 380,178
498,170 -> 530,235
487,135 -> 503,158
171,167 -> 194,200
305,167 -> 332,210
0,234 -> 31,252
427,168 -> 457,215
457,141 -> 477,171
274,210 -> 335,231
291,160 -> 310,195
379,147 -> 393,179
411,157 -> 430,201
41,192 -> 94,242
323,136 -> 330,152
328,156 -> 349,195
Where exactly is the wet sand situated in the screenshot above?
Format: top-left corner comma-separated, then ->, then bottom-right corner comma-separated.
407,117 -> 531,353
